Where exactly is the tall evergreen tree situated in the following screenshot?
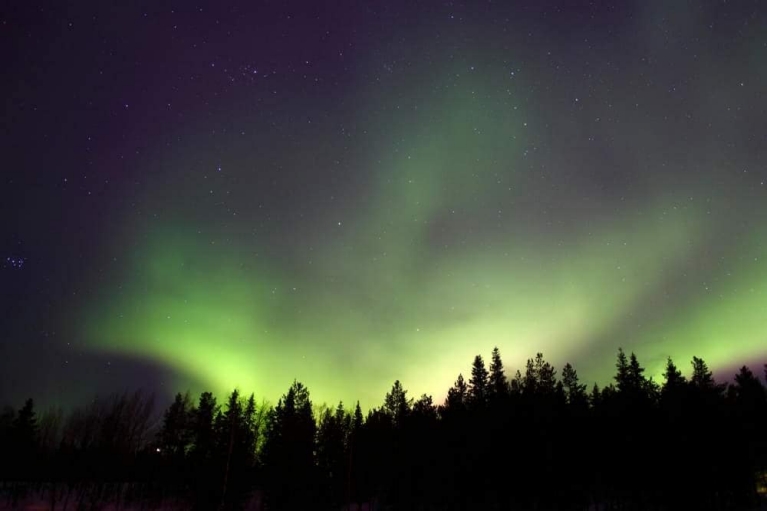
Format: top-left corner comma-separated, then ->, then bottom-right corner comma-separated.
561,363 -> 587,406
317,402 -> 348,509
590,383 -> 601,409
262,380 -> 317,511
627,352 -> 646,391
412,394 -> 437,420
520,353 -> 558,396
662,357 -> 685,392
523,358 -> 537,395
488,347 -> 507,398
445,374 -> 468,410
159,392 -> 194,459
353,401 -> 363,432
383,380 -> 412,426
12,398 -> 38,450
614,348 -> 630,392
690,356 -> 715,389
468,355 -> 490,406
11,398 -> 38,479
191,391 -> 218,462
510,370 -> 523,395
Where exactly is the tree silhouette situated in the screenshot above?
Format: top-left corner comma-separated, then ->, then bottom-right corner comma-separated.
1,348 -> 766,510
614,347 -> 630,391
444,373 -> 468,411
690,355 -> 717,390
662,356 -> 686,392
383,380 -> 411,426
488,346 -> 507,399
316,402 -> 349,509
561,362 -> 587,407
12,398 -> 38,450
262,380 -> 316,511
159,392 -> 194,459
468,354 -> 489,406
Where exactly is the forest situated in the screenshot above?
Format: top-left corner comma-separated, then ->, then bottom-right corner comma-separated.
1,348 -> 766,511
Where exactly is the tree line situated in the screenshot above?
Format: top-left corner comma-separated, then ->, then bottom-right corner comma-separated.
1,348 -> 766,510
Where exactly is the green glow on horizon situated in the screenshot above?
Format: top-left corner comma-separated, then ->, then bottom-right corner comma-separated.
81,39 -> 767,410
637,233 -> 767,383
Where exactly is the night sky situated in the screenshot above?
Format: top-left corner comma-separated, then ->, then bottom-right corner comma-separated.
2,1 -> 766,411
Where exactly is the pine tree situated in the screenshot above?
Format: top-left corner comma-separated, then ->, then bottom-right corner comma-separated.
11,398 -> 38,480
510,370 -> 523,395
13,398 -> 38,448
384,380 -> 412,426
590,383 -> 601,409
263,381 -> 317,510
353,401 -> 363,432
627,352 -> 645,390
488,347 -> 507,398
159,392 -> 194,459
191,391 -> 218,462
662,357 -> 685,393
468,355 -> 490,405
561,363 -> 587,406
614,348 -> 630,392
241,393 -> 258,464
690,357 -> 720,391
535,353 -> 557,395
523,358 -> 537,395
412,394 -> 437,420
445,374 -> 468,410
317,402 -> 348,508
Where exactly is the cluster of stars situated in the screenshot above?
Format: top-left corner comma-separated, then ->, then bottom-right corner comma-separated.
4,257 -> 25,269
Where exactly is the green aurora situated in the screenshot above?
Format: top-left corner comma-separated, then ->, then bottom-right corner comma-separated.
84,77 -> 767,409
71,6 -> 767,410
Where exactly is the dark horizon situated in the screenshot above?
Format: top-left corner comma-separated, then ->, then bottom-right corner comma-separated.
2,347 -> 766,510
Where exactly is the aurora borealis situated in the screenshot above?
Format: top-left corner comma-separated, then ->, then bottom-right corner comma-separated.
2,1 -> 766,410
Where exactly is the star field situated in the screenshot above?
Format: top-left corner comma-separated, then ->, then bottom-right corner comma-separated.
1,1 -> 766,409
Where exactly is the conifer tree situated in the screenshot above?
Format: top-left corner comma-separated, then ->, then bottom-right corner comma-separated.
523,358 -> 537,395
445,374 -> 468,410
690,356 -> 715,389
627,352 -> 645,391
412,394 -> 437,420
262,381 -> 317,511
13,398 -> 38,450
662,357 -> 685,392
590,383 -> 601,408
353,401 -> 363,432
488,347 -> 507,398
614,348 -> 630,392
561,363 -> 587,406
191,391 -> 218,462
159,392 -> 194,459
384,380 -> 412,426
510,370 -> 523,395
468,355 -> 490,405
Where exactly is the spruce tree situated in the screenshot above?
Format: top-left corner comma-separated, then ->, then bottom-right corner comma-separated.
159,392 -> 194,459
191,391 -> 218,461
534,353 -> 557,395
353,401 -> 363,432
614,348 -> 630,392
690,357 -> 715,389
468,355 -> 490,405
384,380 -> 412,426
445,374 -> 468,410
263,381 -> 317,511
488,347 -> 507,398
561,363 -> 587,406
662,357 -> 685,392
